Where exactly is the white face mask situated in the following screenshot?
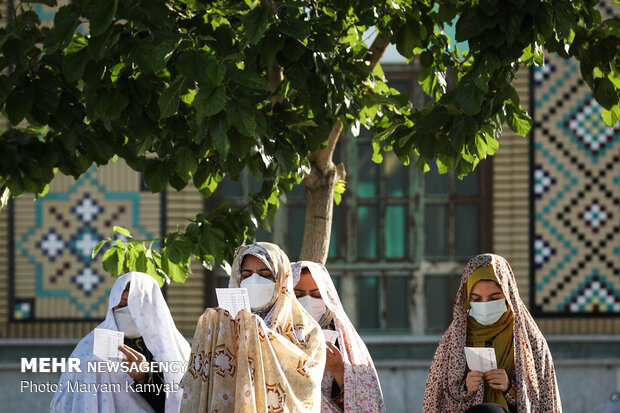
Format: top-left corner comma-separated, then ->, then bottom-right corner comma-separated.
113,306 -> 141,338
469,299 -> 508,326
298,296 -> 327,322
240,273 -> 276,310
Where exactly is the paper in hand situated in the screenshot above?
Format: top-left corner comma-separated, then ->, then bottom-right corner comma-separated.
322,329 -> 339,345
93,328 -> 124,361
216,288 -> 251,317
464,347 -> 497,373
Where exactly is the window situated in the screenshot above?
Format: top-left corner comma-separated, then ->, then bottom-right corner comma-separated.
422,159 -> 492,333
424,163 -> 492,260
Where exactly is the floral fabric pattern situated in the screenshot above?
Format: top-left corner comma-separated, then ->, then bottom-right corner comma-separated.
180,243 -> 325,412
423,254 -> 562,413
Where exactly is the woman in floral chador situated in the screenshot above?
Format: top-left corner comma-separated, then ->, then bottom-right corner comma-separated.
292,261 -> 385,413
180,243 -> 325,412
423,254 -> 562,413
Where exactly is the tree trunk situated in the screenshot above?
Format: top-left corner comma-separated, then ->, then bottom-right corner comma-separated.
299,159 -> 345,263
298,34 -> 390,264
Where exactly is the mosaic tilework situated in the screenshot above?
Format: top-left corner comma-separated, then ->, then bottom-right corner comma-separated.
532,2 -> 620,315
11,165 -> 161,320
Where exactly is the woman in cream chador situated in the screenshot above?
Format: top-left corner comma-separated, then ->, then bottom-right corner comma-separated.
180,242 -> 325,412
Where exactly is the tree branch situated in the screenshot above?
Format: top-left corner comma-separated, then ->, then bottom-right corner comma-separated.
309,34 -> 391,172
268,65 -> 284,105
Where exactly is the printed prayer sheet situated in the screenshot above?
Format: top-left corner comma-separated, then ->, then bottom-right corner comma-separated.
216,288 -> 251,317
464,347 -> 497,373
93,328 -> 124,361
322,329 -> 339,345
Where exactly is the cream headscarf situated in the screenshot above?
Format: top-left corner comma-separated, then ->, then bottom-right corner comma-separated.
180,242 -> 326,412
423,254 -> 562,413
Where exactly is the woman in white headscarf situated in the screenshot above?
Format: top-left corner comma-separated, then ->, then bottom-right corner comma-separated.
50,272 -> 191,413
180,242 -> 325,412
292,261 -> 385,413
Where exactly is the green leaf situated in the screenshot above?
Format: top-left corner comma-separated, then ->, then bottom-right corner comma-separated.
415,157 -> 431,173
102,245 -> 125,277
91,240 -> 108,259
474,133 -> 487,159
592,77 -> 617,110
485,133 -> 500,155
36,81 -> 61,114
455,8 -> 495,42
195,171 -> 220,197
193,84 -> 226,118
177,50 -> 209,83
46,6 -> 80,50
608,71 -> 620,89
244,6 -> 268,44
455,82 -> 484,116
436,157 -> 451,174
505,102 -> 532,136
6,84 -> 34,125
63,36 -> 89,83
395,25 -> 417,58
212,119 -> 230,157
416,105 -> 447,134
280,19 -> 311,43
601,104 -> 620,127
113,225 -> 133,238
90,0 -> 118,37
227,100 -> 256,136
125,243 -> 147,273
553,1 -> 576,41
158,76 -> 185,119
175,146 -> 198,179
333,179 -> 346,205
162,256 -> 188,283
0,75 -> 11,105
371,141 -> 383,163
144,160 -> 174,192
206,58 -> 226,86
230,68 -> 268,90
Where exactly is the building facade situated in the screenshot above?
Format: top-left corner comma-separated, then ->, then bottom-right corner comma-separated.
1,1 -> 619,412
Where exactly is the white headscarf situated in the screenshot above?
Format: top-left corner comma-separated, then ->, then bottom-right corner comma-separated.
292,261 -> 386,413
50,272 -> 191,412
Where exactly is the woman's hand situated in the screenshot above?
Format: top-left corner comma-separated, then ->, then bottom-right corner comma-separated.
465,370 -> 484,393
484,369 -> 510,392
119,344 -> 148,384
325,342 -> 345,389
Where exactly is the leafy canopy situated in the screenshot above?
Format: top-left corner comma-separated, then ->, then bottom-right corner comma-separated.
1,0 -> 618,284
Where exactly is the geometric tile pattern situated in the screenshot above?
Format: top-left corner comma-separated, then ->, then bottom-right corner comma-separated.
532,2 -> 620,315
11,165 -> 161,320
561,269 -> 620,313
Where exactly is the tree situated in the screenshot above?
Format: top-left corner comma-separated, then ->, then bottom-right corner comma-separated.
1,0 -> 618,284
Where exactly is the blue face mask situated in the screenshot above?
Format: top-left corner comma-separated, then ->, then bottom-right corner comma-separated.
469,299 -> 508,325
